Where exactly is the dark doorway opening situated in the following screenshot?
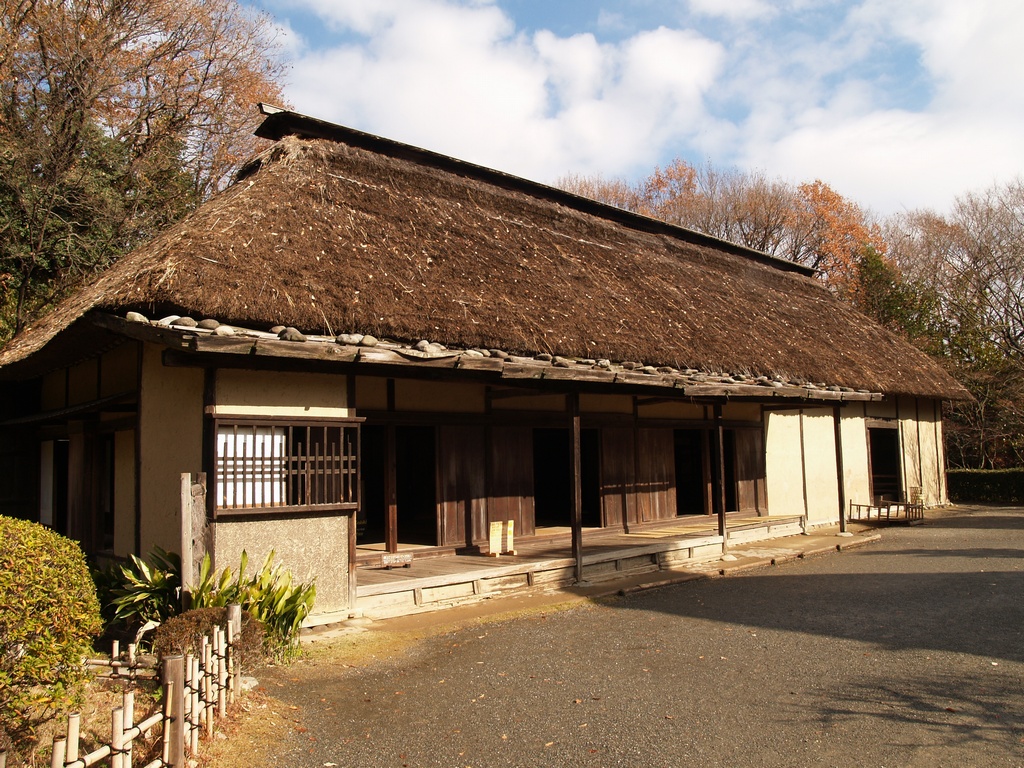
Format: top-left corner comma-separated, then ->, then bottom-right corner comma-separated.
674,429 -> 706,515
53,439 -> 69,536
532,428 -> 601,529
395,426 -> 437,545
869,427 -> 902,502
357,425 -> 387,546
533,428 -> 570,527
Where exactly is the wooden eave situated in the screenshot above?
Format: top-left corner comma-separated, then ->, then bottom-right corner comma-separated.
86,313 -> 884,404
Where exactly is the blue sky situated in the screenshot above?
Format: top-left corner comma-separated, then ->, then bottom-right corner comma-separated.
245,0 -> 1023,216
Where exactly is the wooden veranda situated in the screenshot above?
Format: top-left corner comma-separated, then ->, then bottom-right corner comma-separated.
350,513 -> 804,620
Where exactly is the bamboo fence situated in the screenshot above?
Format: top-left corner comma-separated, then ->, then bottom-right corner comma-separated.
1,606 -> 242,768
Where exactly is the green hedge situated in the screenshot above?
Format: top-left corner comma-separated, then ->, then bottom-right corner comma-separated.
947,468 -> 1024,504
0,517 -> 102,751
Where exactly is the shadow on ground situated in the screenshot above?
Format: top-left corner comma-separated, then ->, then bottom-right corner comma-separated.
617,567 -> 1024,663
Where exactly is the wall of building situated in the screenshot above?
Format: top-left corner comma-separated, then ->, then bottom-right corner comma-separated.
802,410 -> 841,525
212,515 -> 350,618
766,406 -> 872,526
113,429 -> 136,556
764,409 -> 806,518
207,367 -> 354,617
214,369 -> 350,417
839,405 -> 871,509
138,343 -> 204,554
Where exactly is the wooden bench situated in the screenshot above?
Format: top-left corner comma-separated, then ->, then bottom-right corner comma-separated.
849,487 -> 924,524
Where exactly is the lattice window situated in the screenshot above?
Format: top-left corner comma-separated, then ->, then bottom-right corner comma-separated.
212,419 -> 360,516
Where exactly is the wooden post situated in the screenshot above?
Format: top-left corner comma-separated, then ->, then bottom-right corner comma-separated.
570,394 -> 584,583
160,680 -> 175,766
162,655 -> 185,768
713,404 -> 728,546
226,603 -> 242,637
386,424 -> 398,554
181,473 -> 193,599
833,406 -> 848,534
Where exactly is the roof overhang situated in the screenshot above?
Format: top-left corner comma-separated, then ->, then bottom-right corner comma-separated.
90,312 -> 883,404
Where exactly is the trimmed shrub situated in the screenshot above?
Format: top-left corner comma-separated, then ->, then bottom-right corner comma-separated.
151,607 -> 265,672
0,516 -> 102,750
948,468 -> 1024,504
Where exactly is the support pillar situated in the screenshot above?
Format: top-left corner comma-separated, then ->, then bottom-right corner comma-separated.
570,394 -> 584,584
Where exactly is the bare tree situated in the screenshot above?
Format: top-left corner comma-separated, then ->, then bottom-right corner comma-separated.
0,0 -> 287,336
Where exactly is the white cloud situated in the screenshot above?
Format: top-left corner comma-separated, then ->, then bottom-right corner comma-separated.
282,2 -> 724,182
729,0 -> 1024,212
263,0 -> 1024,215
686,0 -> 776,22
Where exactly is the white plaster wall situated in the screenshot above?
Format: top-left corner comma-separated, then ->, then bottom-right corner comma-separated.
765,410 -> 805,517
917,399 -> 945,506
840,405 -> 871,509
803,411 -> 840,524
865,399 -> 898,419
935,403 -> 948,503
138,344 -> 204,555
722,403 -> 761,422
899,396 -> 923,501
214,369 -> 349,417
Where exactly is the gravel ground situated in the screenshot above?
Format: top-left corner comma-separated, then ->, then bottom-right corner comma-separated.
204,506 -> 1024,767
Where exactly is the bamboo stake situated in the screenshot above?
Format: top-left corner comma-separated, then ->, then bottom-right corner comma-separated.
189,656 -> 201,755
66,712 -> 80,764
50,737 -> 66,768
216,628 -> 228,718
111,707 -> 124,768
123,691 -> 134,766
203,639 -> 214,737
226,620 -> 237,702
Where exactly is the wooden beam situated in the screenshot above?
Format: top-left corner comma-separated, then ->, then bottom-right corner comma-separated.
386,424 -> 397,554
570,394 -> 584,583
798,410 -> 809,528
713,404 -> 727,545
833,405 -> 847,534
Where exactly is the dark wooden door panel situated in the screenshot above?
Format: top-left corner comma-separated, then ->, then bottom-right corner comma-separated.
438,426 -> 487,547
637,428 -> 677,523
600,427 -> 634,528
489,426 -> 535,537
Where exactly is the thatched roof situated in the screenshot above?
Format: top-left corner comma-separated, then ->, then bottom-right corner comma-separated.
0,110 -> 967,400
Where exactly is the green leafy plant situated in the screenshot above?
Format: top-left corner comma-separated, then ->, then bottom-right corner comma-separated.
109,547 -> 182,625
0,516 -> 102,753
97,545 -> 314,660
190,550 -> 315,657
